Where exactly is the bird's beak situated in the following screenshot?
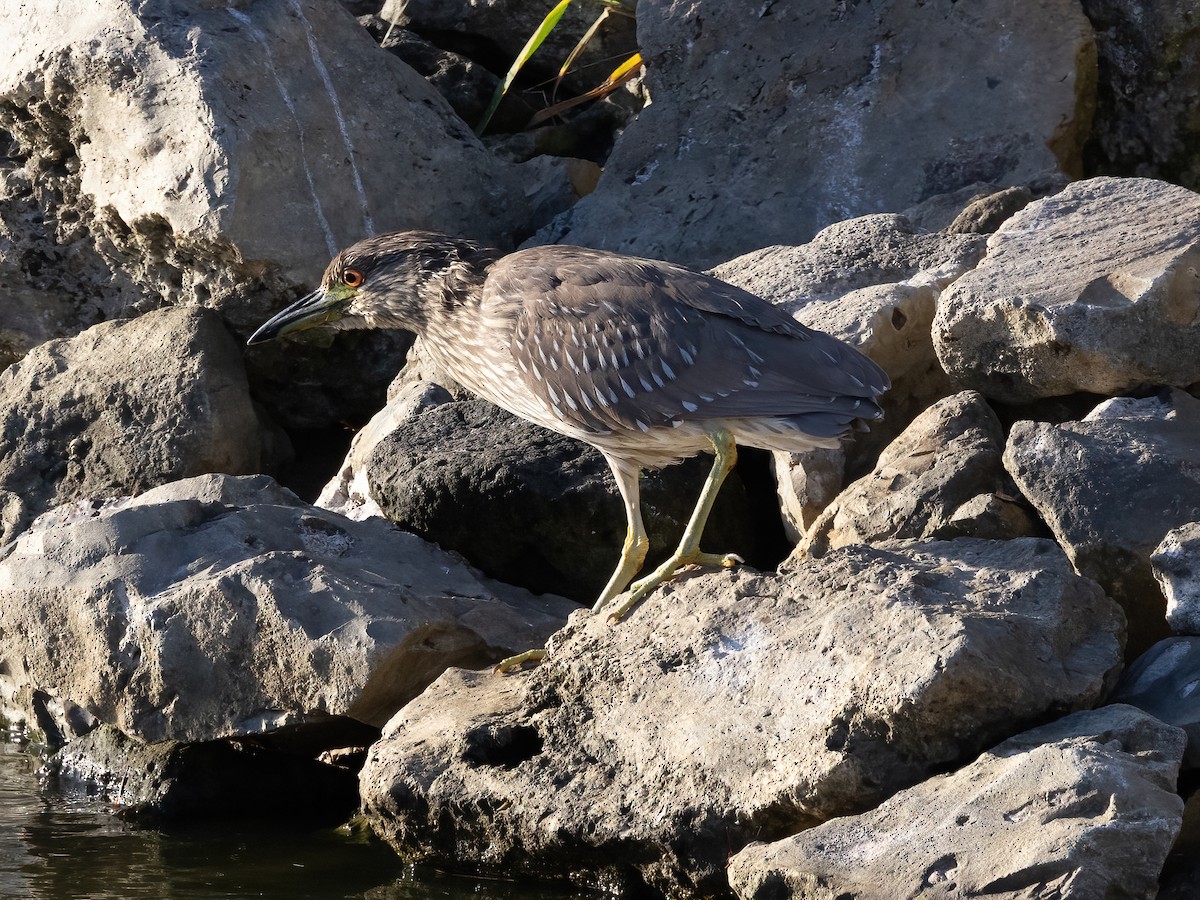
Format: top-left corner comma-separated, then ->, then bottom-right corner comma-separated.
247,285 -> 352,345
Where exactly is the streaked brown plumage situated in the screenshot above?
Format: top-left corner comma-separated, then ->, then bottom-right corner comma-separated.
249,231 -> 889,660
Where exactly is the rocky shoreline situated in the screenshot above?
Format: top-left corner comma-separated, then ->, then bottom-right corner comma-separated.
2,0 -> 1200,897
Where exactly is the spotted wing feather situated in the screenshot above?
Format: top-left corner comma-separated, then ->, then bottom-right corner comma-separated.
486,246 -> 889,436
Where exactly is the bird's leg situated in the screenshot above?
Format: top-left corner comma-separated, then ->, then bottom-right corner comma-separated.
593,455 -> 649,613
606,429 -> 740,622
496,457 -> 648,673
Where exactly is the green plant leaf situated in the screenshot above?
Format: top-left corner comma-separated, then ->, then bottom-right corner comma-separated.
476,0 -> 574,136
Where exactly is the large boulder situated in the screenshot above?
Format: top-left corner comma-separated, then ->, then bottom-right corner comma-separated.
0,473 -> 576,744
535,0 -> 1095,268
728,705 -> 1185,900
0,306 -> 283,545
360,538 -> 1122,897
1004,389 -> 1200,655
935,177 -> 1200,404
802,391 -> 1038,557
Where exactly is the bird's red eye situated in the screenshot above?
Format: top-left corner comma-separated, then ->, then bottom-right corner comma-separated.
343,268 -> 364,288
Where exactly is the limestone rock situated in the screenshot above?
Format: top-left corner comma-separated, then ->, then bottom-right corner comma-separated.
0,473 -> 576,744
935,177 -> 1200,403
1153,524 -> 1200,635
360,538 -> 1122,897
364,398 -> 763,604
728,705 -> 1185,900
0,307 -> 282,545
0,0 -> 551,308
535,0 -> 1094,268
1004,389 -> 1200,655
1110,638 -> 1200,769
802,391 -> 1038,557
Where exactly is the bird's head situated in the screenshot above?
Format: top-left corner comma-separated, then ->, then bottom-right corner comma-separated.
247,231 -> 495,345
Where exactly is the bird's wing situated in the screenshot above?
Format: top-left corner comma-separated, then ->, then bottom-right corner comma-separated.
484,247 -> 889,436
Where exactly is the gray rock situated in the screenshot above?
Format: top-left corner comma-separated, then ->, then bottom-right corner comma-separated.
364,398 -> 763,604
360,538 -> 1123,897
534,0 -> 1094,268
1004,389 -> 1200,656
0,0 -> 554,306
1153,524 -> 1200,635
0,307 -> 282,545
728,705 -> 1185,900
1110,638 -> 1200,769
934,177 -> 1200,404
0,473 -> 576,744
945,185 -> 1037,235
801,391 -> 1038,557
710,215 -> 985,310
713,216 -> 987,537
47,723 -> 361,823
1083,0 -> 1200,193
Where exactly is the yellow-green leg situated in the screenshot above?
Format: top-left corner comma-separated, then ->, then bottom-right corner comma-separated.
605,429 -> 741,622
495,456 -> 650,673
593,455 -> 649,613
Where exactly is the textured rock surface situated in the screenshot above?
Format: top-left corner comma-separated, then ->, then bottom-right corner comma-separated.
360,538 -> 1122,897
1083,0 -> 1200,192
536,0 -> 1094,268
802,392 -> 1038,557
0,307 -> 281,545
0,474 -> 576,744
1110,638 -> 1200,769
728,705 -> 1185,900
364,398 -> 764,604
1153,524 -> 1200,635
1004,389 -> 1200,655
0,0 -> 551,305
935,177 -> 1200,403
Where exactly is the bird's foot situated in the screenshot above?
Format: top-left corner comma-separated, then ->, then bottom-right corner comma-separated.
605,551 -> 744,623
493,647 -> 547,674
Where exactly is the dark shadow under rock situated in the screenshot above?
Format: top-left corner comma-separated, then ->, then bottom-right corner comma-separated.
47,724 -> 363,824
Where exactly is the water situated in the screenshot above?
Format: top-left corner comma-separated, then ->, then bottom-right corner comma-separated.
0,738 -> 590,900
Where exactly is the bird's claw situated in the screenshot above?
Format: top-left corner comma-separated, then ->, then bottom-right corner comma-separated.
603,550 -> 745,623
493,648 -> 547,673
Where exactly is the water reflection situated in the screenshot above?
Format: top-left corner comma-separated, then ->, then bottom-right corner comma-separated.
0,739 -> 588,899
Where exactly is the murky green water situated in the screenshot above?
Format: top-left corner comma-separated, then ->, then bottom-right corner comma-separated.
0,738 -> 589,900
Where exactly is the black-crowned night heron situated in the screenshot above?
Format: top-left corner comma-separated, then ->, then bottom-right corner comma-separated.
249,231 -> 889,665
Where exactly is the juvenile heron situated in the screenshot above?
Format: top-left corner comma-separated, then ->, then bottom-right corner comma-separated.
249,231 -> 889,660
